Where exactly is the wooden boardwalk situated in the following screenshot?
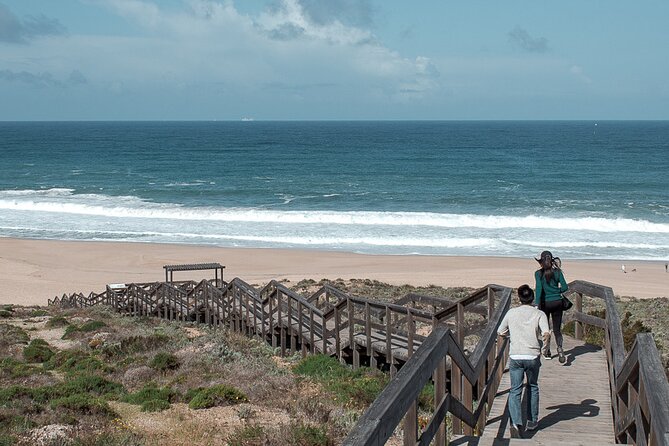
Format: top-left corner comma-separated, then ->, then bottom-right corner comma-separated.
453,335 -> 616,445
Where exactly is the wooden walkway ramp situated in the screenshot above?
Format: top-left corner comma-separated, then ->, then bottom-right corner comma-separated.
453,335 -> 616,445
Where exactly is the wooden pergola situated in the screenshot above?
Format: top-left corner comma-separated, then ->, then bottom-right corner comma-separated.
163,262 -> 225,287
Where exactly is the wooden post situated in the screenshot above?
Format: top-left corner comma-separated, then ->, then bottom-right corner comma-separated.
269,292 -> 276,348
385,307 -> 392,367
434,353 -> 447,446
575,292 -> 583,340
309,308 -> 315,354
365,303 -> 372,359
348,299 -> 356,368
487,286 -> 495,319
288,297 -> 296,354
403,310 -> 418,446
452,303 -> 465,435
279,291 -> 286,356
335,306 -> 341,361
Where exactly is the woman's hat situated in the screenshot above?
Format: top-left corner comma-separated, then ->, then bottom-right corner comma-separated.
535,250 -> 553,263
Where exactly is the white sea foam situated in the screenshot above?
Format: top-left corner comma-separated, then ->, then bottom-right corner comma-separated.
2,188 -> 669,259
1,189 -> 668,233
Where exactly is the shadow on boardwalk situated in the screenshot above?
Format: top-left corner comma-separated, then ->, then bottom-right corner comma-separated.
563,343 -> 602,366
524,398 -> 601,438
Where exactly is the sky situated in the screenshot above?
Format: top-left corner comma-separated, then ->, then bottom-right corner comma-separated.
1,0 -> 668,121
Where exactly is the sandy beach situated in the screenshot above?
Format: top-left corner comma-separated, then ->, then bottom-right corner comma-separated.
1,237 -> 667,306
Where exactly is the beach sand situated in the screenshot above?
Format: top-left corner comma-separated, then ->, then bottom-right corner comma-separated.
1,237 -> 667,306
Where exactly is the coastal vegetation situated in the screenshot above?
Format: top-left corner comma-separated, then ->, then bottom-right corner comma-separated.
0,281 -> 666,445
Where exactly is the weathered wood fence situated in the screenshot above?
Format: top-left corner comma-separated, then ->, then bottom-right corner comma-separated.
49,278 -> 506,377
345,280 -> 669,445
564,281 -> 669,445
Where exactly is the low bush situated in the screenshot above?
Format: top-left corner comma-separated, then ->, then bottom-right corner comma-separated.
45,315 -> 70,328
226,424 -> 266,446
141,399 -> 171,412
282,422 -> 330,446
0,358 -> 42,379
44,349 -> 106,375
150,352 -> 180,372
0,434 -> 16,446
23,339 -> 54,363
29,309 -> 49,317
102,333 -> 170,357
294,355 -> 388,408
50,393 -> 116,417
122,383 -> 177,407
62,320 -> 106,339
188,384 -> 248,409
0,325 -> 29,348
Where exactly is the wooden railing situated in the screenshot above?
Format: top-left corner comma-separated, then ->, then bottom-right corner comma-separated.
565,280 -> 669,445
344,284 -> 512,445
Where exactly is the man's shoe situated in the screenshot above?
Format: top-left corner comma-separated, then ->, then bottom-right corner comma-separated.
510,424 -> 525,439
557,347 -> 566,364
526,420 -> 539,431
542,348 -> 552,360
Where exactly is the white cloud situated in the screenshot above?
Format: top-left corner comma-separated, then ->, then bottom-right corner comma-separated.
570,65 -> 592,84
49,0 -> 438,98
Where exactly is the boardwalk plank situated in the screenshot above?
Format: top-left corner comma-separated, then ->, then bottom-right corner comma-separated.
478,336 -> 614,445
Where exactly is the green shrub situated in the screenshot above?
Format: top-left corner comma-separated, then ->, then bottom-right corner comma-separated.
0,358 -> 41,379
122,384 -> 177,406
0,413 -> 35,431
80,320 -> 106,332
50,393 -> 116,416
226,424 -> 266,446
0,310 -> 12,318
45,316 -> 70,328
0,324 -> 29,347
418,382 -> 435,411
29,309 -> 49,317
150,352 -> 180,372
45,350 -> 106,375
62,320 -> 106,339
286,422 -> 329,446
294,355 -> 388,408
141,399 -> 171,412
102,333 -> 170,357
0,434 -> 16,446
23,339 -> 54,363
188,384 -> 248,409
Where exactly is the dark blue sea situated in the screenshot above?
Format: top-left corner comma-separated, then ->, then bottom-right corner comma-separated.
1,121 -> 668,260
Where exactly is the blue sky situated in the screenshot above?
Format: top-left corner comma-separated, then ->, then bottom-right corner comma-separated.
1,0 -> 668,120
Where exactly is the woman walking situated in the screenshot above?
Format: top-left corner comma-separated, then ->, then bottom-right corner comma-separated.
535,250 -> 569,364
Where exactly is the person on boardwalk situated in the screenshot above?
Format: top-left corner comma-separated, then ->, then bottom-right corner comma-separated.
535,250 -> 569,363
498,284 -> 550,438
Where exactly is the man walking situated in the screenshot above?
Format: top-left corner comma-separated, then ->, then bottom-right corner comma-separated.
498,284 -> 551,438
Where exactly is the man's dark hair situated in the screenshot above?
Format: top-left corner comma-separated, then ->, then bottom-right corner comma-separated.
518,284 -> 534,304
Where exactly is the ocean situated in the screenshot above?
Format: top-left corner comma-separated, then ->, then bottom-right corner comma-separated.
1,121 -> 668,260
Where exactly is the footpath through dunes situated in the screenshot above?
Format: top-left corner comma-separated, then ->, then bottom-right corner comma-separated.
49,270 -> 669,446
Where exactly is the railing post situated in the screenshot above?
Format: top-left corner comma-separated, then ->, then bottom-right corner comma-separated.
452,302 -> 465,435
434,316 -> 447,446
404,309 -> 418,446
487,286 -> 495,319
575,292 -> 583,340
386,306 -> 393,376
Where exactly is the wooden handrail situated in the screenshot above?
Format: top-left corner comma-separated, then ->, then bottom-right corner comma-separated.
344,284 -> 512,445
565,280 -> 669,445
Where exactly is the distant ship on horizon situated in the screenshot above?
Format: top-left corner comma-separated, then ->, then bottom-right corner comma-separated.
241,117 -> 254,122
